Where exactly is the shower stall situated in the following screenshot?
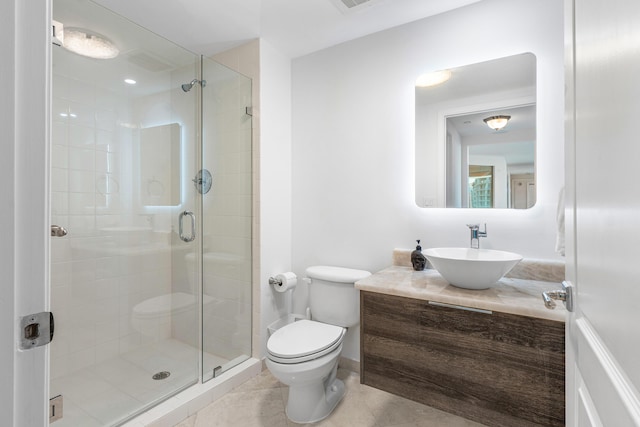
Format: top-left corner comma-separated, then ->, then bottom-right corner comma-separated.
49,0 -> 252,425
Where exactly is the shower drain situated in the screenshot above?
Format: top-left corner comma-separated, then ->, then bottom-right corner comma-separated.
152,371 -> 171,380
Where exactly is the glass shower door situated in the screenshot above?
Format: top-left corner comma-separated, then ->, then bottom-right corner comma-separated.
200,57 -> 253,381
50,0 -> 201,424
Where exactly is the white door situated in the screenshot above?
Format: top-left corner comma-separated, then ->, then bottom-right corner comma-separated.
6,0 -> 51,426
566,0 -> 640,425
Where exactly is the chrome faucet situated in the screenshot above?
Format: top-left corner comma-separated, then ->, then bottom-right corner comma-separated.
466,223 -> 487,249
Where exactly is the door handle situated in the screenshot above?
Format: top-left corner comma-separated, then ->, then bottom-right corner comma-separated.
178,211 -> 195,242
50,225 -> 67,237
542,280 -> 574,312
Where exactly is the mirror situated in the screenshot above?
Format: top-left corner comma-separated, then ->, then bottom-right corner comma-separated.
139,123 -> 181,206
415,53 -> 536,209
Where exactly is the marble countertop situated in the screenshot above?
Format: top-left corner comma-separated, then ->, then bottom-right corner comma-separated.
355,265 -> 566,322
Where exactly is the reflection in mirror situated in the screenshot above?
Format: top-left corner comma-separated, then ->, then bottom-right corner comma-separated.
140,123 -> 181,206
468,165 -> 494,208
446,104 -> 535,208
415,53 -> 536,209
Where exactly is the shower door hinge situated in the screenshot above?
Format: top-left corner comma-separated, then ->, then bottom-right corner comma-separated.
213,365 -> 222,378
50,395 -> 63,423
52,20 -> 63,46
19,311 -> 54,350
245,106 -> 253,116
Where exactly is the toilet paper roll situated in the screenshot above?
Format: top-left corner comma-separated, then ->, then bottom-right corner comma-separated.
274,272 -> 297,293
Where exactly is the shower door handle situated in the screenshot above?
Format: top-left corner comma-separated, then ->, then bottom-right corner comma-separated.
179,211 -> 196,242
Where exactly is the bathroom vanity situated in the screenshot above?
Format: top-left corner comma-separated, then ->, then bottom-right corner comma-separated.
356,265 -> 566,427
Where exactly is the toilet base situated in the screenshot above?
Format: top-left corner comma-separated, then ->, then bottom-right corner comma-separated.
285,377 -> 345,424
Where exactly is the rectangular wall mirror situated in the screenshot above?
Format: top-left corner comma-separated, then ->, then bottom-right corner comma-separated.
140,123 -> 181,206
415,53 -> 536,209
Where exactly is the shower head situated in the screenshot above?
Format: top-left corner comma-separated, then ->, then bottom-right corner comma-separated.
181,79 -> 206,92
181,79 -> 198,92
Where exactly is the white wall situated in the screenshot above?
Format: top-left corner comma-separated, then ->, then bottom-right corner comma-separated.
257,40 -> 293,359
291,0 -> 564,361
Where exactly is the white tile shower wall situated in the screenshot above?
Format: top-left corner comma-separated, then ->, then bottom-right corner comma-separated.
291,0 -> 565,361
50,60 -> 196,380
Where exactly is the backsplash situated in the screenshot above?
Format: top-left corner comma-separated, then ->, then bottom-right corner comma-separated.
392,248 -> 565,283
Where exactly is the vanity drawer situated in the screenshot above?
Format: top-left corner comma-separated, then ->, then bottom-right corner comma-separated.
361,291 -> 565,427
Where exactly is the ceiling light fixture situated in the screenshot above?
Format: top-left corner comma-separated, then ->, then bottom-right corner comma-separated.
416,70 -> 452,88
62,28 -> 119,59
483,115 -> 511,131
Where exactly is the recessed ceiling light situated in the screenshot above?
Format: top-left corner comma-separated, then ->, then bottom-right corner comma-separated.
62,27 -> 119,59
416,70 -> 452,88
124,79 -> 137,85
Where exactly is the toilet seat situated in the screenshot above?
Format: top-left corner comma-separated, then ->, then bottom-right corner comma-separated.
267,320 -> 345,364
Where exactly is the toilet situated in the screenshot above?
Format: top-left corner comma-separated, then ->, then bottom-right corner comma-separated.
265,265 -> 371,423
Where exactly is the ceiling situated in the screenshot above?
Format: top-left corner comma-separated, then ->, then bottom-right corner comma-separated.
447,105 -> 536,166
91,0 -> 481,58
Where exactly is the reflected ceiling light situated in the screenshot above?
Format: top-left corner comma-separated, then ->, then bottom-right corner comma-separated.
416,70 -> 451,87
62,28 -> 119,59
124,78 -> 137,85
483,115 -> 511,131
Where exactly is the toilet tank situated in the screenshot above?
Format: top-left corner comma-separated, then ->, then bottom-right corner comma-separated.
306,266 -> 371,327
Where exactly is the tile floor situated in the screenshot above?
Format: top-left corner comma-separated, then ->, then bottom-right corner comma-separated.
174,368 -> 487,427
50,339 -> 228,426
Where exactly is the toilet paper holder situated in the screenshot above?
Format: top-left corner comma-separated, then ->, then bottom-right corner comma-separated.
269,272 -> 298,293
268,276 -> 283,286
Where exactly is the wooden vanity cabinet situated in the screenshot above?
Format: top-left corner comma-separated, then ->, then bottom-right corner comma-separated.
360,291 -> 565,427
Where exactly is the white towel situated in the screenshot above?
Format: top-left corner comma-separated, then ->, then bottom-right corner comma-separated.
555,187 -> 565,256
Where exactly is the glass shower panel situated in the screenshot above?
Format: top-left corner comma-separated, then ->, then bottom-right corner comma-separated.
50,0 -> 200,424
201,58 -> 253,381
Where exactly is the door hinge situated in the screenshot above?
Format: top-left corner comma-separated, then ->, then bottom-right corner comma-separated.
213,365 -> 222,377
52,20 -> 63,46
19,312 -> 54,350
50,395 -> 63,423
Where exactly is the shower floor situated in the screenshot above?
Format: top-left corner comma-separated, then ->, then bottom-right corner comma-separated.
50,339 -> 229,427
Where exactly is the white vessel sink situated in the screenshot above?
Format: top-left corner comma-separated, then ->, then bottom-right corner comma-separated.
423,247 -> 523,290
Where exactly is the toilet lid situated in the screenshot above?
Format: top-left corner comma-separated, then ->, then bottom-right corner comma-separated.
305,266 -> 371,283
267,320 -> 345,362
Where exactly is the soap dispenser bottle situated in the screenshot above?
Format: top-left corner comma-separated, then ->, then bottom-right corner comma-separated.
411,240 -> 427,271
